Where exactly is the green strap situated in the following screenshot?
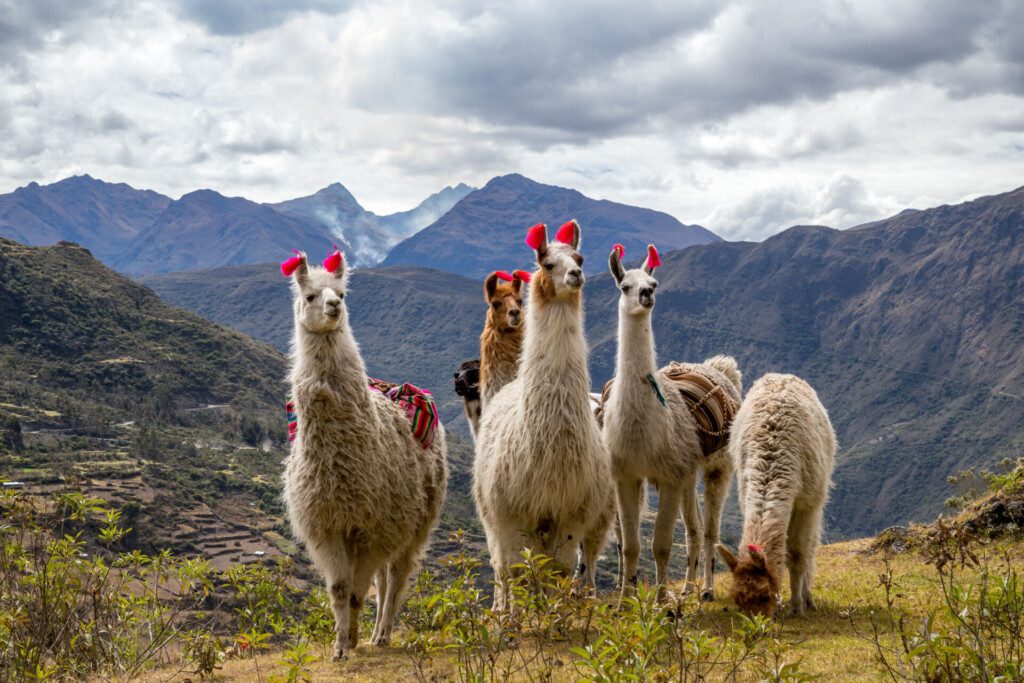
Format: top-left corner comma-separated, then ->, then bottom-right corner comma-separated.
646,373 -> 668,407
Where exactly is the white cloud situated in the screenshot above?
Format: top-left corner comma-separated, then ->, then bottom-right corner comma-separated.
0,0 -> 1022,236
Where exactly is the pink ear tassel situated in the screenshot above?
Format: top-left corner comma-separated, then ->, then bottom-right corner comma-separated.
280,249 -> 304,277
612,243 -> 625,259
323,244 -> 343,273
646,244 -> 662,269
512,270 -> 532,283
747,544 -> 764,554
494,270 -> 514,282
525,223 -> 546,250
555,219 -> 578,245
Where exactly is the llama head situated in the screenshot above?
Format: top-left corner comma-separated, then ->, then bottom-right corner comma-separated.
282,247 -> 349,333
483,271 -> 524,332
526,221 -> 584,302
716,544 -> 782,617
609,243 -> 659,317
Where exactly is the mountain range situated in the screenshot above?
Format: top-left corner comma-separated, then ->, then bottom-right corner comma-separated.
0,175 -> 478,274
382,174 -> 721,279
144,185 -> 1024,539
1,173 -> 716,279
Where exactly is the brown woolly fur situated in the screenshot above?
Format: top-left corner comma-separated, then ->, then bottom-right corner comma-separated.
478,273 -> 524,411
474,222 -> 612,607
281,252 -> 448,660
717,373 -> 836,617
603,247 -> 741,603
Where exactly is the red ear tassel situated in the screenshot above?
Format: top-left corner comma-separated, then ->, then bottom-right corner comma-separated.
280,249 -> 304,277
612,243 -> 625,259
747,544 -> 764,554
555,219 -> 578,245
494,270 -> 514,282
512,270 -> 532,283
323,244 -> 343,273
525,223 -> 546,250
646,244 -> 662,269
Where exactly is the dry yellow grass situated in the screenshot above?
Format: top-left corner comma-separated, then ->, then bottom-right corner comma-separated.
143,536 -> 1022,682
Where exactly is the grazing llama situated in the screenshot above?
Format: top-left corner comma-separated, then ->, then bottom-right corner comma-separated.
603,243 -> 742,602
281,248 -> 448,659
716,373 -> 836,617
474,221 -> 613,606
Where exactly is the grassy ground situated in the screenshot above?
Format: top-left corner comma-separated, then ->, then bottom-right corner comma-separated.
144,535 -> 1022,682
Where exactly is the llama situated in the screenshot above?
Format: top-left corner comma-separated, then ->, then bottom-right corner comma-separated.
603,243 -> 742,602
453,359 -> 481,437
280,248 -> 448,659
716,373 -> 836,617
474,221 -> 613,606
456,270 -> 529,438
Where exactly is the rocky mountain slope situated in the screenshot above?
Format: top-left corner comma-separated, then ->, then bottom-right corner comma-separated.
0,175 -> 170,263
382,174 -> 720,278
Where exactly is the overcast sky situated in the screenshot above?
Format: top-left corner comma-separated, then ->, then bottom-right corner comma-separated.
1,0 -> 1021,240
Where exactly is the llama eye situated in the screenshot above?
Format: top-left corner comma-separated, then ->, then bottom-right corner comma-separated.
305,294 -> 315,302
338,292 -> 344,299
621,285 -> 631,293
651,282 -> 658,289
544,263 -> 555,271
574,254 -> 584,266
491,301 -> 501,310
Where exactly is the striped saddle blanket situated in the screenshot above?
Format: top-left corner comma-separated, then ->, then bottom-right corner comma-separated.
596,364 -> 739,457
286,378 -> 440,450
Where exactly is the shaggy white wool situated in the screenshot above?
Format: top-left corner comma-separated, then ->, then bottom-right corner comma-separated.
727,373 -> 836,615
603,248 -> 741,601
474,227 -> 612,606
281,255 -> 447,658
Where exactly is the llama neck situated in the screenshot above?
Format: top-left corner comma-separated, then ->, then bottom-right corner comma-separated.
291,322 -> 373,418
479,325 -> 522,403
611,310 -> 660,409
520,296 -> 590,406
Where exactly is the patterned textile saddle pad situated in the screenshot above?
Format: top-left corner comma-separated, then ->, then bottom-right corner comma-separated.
595,364 -> 739,457
286,378 -> 440,450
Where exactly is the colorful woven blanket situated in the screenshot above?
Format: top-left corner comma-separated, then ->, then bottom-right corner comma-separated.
286,379 -> 440,450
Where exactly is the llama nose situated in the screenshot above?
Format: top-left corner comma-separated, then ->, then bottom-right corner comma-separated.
509,308 -> 521,320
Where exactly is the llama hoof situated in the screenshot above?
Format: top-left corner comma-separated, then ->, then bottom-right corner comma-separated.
331,648 -> 348,662
372,635 -> 390,647
786,604 -> 805,618
700,590 -> 714,603
806,599 -> 818,612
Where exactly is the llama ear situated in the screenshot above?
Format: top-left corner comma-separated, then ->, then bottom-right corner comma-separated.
281,249 -> 309,286
556,219 -> 581,249
716,544 -> 739,572
525,223 -> 548,258
323,244 -> 345,277
644,244 -> 661,275
512,269 -> 530,293
747,546 -> 767,569
609,246 -> 626,285
484,272 -> 500,301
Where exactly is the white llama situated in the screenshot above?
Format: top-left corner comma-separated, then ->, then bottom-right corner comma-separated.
716,373 -> 836,617
281,249 -> 448,659
603,244 -> 742,602
474,221 -> 613,606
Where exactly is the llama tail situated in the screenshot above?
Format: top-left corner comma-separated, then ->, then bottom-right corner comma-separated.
704,355 -> 742,394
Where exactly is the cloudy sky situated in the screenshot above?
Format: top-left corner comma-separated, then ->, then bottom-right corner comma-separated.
1,0 -> 1021,240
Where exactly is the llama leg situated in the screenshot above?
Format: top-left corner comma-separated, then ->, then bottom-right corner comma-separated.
700,462 -> 732,601
311,538 -> 353,661
347,556 -> 377,650
678,472 -> 702,593
785,507 -> 818,615
795,506 -> 824,612
374,548 -> 419,646
578,508 -> 611,593
614,510 -> 624,592
616,475 -> 644,603
370,567 -> 390,644
651,480 -> 682,602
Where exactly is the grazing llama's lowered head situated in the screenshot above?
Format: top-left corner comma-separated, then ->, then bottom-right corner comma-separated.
281,246 -> 349,333
483,270 -> 528,333
716,544 -> 782,617
608,243 -> 661,317
526,221 -> 585,303
453,359 -> 480,400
